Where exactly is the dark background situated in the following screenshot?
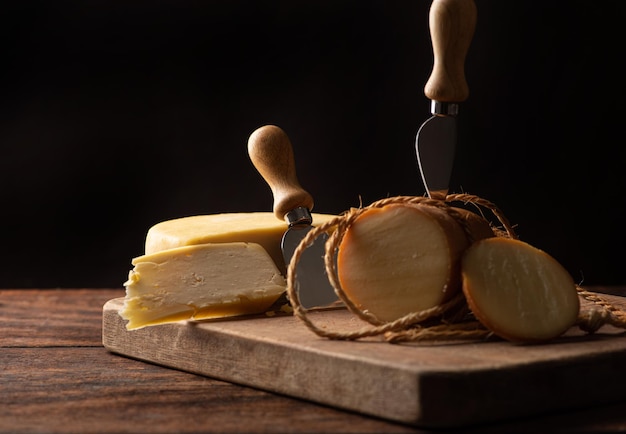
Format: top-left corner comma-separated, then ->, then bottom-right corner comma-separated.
1,1 -> 624,288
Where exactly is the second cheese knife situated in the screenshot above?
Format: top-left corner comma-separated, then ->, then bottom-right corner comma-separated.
416,0 -> 476,200
248,125 -> 338,309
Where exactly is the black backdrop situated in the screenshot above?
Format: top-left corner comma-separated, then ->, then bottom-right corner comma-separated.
1,1 -> 625,288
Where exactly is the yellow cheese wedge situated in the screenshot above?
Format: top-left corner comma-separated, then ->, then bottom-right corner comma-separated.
121,242 -> 287,330
145,212 -> 336,273
121,212 -> 337,329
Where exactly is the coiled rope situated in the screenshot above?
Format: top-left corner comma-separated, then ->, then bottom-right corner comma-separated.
284,193 -> 626,342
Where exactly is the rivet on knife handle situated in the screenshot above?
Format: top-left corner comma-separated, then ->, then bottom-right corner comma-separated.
247,125 -> 314,224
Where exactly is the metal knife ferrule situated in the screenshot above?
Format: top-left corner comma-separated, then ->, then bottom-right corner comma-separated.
284,206 -> 313,227
431,101 -> 459,117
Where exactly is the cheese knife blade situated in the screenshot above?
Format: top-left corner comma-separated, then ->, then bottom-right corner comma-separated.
416,0 -> 476,199
247,125 -> 338,309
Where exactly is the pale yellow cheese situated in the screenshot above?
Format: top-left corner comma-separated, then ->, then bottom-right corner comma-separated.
122,212 -> 337,329
121,242 -> 286,330
145,212 -> 336,273
462,237 -> 579,342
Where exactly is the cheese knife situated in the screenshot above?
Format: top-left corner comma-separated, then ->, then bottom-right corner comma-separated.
247,125 -> 338,309
416,0 -> 476,199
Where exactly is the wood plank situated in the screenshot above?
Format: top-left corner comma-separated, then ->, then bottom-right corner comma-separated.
587,285 -> 626,297
103,292 -> 626,428
4,347 -> 626,434
0,347 -> 423,434
0,288 -> 124,347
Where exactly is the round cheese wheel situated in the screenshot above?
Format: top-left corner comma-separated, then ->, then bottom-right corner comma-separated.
336,203 -> 473,323
462,237 -> 580,342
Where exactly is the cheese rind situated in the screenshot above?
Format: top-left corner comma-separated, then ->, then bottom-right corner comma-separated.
121,242 -> 286,330
145,212 -> 336,273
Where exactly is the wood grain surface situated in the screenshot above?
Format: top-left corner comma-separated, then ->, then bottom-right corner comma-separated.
0,288 -> 108,347
3,288 -> 626,433
104,289 -> 626,428
0,289 -> 420,433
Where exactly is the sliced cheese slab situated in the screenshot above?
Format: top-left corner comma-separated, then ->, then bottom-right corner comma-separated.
145,212 -> 336,273
121,242 -> 286,330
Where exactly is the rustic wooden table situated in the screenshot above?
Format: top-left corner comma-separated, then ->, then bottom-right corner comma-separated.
2,287 -> 626,433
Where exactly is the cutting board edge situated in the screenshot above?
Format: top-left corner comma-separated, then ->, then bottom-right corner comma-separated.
102,297 -> 626,428
103,298 -> 427,424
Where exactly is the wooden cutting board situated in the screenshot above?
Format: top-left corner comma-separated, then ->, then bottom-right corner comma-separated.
102,293 -> 626,428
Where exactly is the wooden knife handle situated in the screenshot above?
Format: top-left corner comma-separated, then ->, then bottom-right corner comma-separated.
424,0 -> 477,103
247,125 -> 314,221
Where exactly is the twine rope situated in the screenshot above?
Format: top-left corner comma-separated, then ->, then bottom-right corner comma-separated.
576,286 -> 626,333
285,193 -> 626,342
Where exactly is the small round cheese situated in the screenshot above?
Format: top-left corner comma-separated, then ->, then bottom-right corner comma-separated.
462,237 -> 580,342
